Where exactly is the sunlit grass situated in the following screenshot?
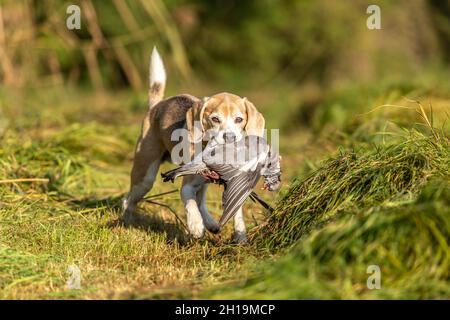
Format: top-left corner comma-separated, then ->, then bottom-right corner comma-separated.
0,85 -> 448,299
211,178 -> 450,299
0,87 -> 274,299
210,111 -> 449,299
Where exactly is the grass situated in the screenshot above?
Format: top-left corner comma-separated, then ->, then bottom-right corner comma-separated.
211,178 -> 450,299
209,104 -> 449,299
256,128 -> 449,249
0,86 -> 277,299
0,126 -> 265,298
0,82 -> 449,299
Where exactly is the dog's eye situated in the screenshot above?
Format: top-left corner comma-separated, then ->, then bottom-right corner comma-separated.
211,116 -> 221,123
235,117 -> 243,123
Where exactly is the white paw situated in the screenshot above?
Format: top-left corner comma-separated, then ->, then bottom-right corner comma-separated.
233,231 -> 248,244
185,199 -> 206,239
187,213 -> 205,239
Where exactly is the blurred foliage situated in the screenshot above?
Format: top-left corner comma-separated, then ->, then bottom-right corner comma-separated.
0,0 -> 448,91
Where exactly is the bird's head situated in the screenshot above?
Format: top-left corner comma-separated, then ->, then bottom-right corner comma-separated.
261,152 -> 281,191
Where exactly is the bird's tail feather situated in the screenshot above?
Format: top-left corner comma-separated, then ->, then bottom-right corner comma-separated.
160,168 -> 181,182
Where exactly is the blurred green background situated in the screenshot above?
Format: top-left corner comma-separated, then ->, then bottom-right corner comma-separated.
2,0 -> 449,137
1,0 -> 449,91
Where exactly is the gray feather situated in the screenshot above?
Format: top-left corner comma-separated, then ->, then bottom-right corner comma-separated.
219,167 -> 261,226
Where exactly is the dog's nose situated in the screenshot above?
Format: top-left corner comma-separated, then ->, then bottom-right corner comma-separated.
223,132 -> 236,143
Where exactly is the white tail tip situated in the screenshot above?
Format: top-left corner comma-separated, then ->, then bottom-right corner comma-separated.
150,46 -> 166,86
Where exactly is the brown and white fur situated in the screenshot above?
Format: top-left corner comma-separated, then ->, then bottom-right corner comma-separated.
122,48 -> 265,243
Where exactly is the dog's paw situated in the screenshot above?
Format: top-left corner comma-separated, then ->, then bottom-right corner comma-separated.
203,217 -> 220,234
121,212 -> 137,227
189,226 -> 205,239
187,215 -> 205,239
233,231 -> 248,244
121,201 -> 137,226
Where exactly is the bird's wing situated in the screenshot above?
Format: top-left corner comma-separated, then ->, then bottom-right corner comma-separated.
207,163 -> 240,180
219,170 -> 261,227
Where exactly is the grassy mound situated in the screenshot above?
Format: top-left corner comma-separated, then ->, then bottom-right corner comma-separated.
254,130 -> 449,249
218,125 -> 450,299
212,178 -> 450,299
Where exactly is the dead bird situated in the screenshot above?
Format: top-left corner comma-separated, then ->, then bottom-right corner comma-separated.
161,135 -> 281,228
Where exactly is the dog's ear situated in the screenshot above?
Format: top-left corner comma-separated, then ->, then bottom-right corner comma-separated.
243,98 -> 265,137
185,97 -> 208,157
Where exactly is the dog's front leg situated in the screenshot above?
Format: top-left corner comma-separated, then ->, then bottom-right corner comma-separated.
233,206 -> 247,244
181,175 -> 205,238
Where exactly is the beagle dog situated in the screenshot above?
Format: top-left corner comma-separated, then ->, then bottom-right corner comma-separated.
122,48 -> 265,243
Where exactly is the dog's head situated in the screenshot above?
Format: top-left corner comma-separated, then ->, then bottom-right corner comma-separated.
186,93 -> 265,151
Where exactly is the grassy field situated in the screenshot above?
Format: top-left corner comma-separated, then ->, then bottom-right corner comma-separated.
1,0 -> 449,300
0,79 -> 449,299
0,85 -> 296,299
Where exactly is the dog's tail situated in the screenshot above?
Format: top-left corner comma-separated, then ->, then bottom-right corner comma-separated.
148,47 -> 166,108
